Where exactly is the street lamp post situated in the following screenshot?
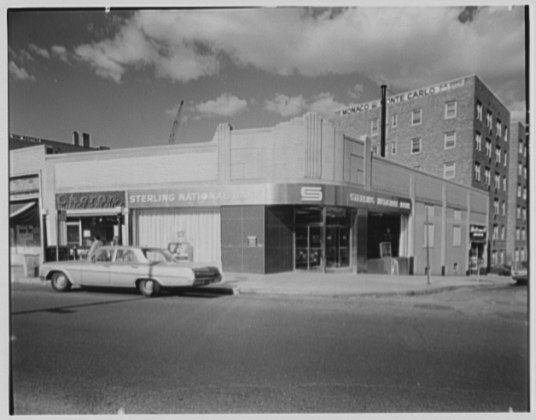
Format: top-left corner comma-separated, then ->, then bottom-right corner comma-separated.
425,205 -> 431,285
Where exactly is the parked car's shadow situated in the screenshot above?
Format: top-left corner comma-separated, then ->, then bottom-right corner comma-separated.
77,285 -> 235,298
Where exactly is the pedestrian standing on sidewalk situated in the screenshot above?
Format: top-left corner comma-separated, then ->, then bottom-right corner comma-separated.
88,235 -> 103,258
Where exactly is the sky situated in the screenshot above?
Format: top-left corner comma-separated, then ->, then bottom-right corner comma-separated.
6,2 -> 528,150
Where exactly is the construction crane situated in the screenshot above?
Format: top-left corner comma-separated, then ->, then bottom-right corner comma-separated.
168,100 -> 184,144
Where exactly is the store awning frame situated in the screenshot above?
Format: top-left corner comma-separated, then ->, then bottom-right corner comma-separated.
10,201 -> 36,218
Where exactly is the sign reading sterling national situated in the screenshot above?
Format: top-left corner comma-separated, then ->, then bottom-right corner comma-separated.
128,184 -> 411,213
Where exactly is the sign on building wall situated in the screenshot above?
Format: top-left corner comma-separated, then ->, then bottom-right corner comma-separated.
56,191 -> 126,209
10,175 -> 40,197
469,224 -> 487,242
337,76 -> 466,116
128,183 -> 412,213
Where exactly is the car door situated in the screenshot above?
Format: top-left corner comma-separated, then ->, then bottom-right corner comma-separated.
109,249 -> 146,287
81,248 -> 113,286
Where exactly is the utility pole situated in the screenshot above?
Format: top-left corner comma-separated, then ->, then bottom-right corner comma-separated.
425,205 -> 431,285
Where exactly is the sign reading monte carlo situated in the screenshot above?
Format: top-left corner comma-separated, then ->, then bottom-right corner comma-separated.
337,76 -> 466,116
128,184 -> 411,213
56,191 -> 126,209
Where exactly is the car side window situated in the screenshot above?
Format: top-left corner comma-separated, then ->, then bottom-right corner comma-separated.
116,250 -> 136,263
94,249 -> 112,262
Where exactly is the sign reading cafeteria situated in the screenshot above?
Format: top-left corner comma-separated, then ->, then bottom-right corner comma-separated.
128,183 -> 411,213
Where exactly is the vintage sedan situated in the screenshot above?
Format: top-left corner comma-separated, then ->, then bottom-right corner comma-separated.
39,246 -> 223,297
511,260 -> 528,285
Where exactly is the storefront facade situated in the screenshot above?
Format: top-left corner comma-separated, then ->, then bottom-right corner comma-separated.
11,112 -> 489,276
126,183 -> 411,273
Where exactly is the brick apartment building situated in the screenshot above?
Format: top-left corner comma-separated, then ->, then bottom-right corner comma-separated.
334,74 -> 521,270
507,122 -> 529,264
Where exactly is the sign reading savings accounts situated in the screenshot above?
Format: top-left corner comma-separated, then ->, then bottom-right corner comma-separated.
128,184 -> 411,213
337,77 -> 466,116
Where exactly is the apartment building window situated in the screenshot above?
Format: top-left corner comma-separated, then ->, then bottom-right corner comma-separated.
493,224 -> 499,240
444,131 -> 456,149
453,226 -> 462,246
500,225 -> 505,240
519,141 -> 524,155
518,163 -> 523,176
515,248 -> 520,261
390,142 -> 397,156
493,199 -> 499,215
370,118 -> 379,137
411,137 -> 422,154
495,146 -> 501,164
517,205 -> 521,219
504,151 -> 508,167
445,101 -> 457,119
522,228 -> 526,241
391,114 -> 398,128
502,201 -> 506,216
503,176 -> 507,191
486,111 -> 493,131
424,223 -> 435,247
523,166 -> 527,179
494,173 -> 500,189
484,167 -> 491,186
474,162 -> 481,181
496,119 -> 502,137
411,109 -> 422,126
475,132 -> 482,151
523,187 -> 527,200
485,139 -> 492,157
476,101 -> 483,121
517,184 -> 522,198
523,208 -> 526,220
443,162 -> 456,179
516,227 -> 520,240
504,126 -> 508,142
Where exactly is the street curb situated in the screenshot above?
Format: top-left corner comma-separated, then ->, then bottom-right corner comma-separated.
234,282 -> 508,299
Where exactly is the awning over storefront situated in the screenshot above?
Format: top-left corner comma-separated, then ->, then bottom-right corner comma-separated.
10,201 -> 36,218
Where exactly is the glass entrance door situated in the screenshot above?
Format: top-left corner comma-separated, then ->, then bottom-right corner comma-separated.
295,224 -> 322,270
326,225 -> 350,268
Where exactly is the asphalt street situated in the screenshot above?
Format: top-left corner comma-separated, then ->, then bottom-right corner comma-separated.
9,282 -> 529,414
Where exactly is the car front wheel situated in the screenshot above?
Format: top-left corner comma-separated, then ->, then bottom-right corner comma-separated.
51,272 -> 72,292
138,279 -> 161,297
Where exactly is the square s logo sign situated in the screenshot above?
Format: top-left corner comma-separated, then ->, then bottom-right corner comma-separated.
300,186 -> 323,201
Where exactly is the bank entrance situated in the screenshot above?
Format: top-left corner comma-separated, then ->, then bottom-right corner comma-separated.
294,206 -> 352,271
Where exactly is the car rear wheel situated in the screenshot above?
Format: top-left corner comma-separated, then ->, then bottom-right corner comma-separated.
138,279 -> 161,297
51,272 -> 72,292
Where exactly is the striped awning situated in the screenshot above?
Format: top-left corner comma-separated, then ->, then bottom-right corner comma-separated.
10,201 -> 36,218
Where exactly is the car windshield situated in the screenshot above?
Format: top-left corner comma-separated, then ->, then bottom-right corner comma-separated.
141,248 -> 175,263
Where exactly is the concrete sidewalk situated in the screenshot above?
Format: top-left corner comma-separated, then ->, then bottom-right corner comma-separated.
11,267 -> 514,297
222,271 -> 515,298
10,265 -> 514,298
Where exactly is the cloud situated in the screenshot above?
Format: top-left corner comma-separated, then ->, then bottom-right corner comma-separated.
265,94 -> 307,117
195,94 -> 248,118
265,92 -> 345,119
72,7 -> 524,109
28,43 -> 50,59
9,61 -> 35,81
348,83 -> 365,100
51,45 -> 69,63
